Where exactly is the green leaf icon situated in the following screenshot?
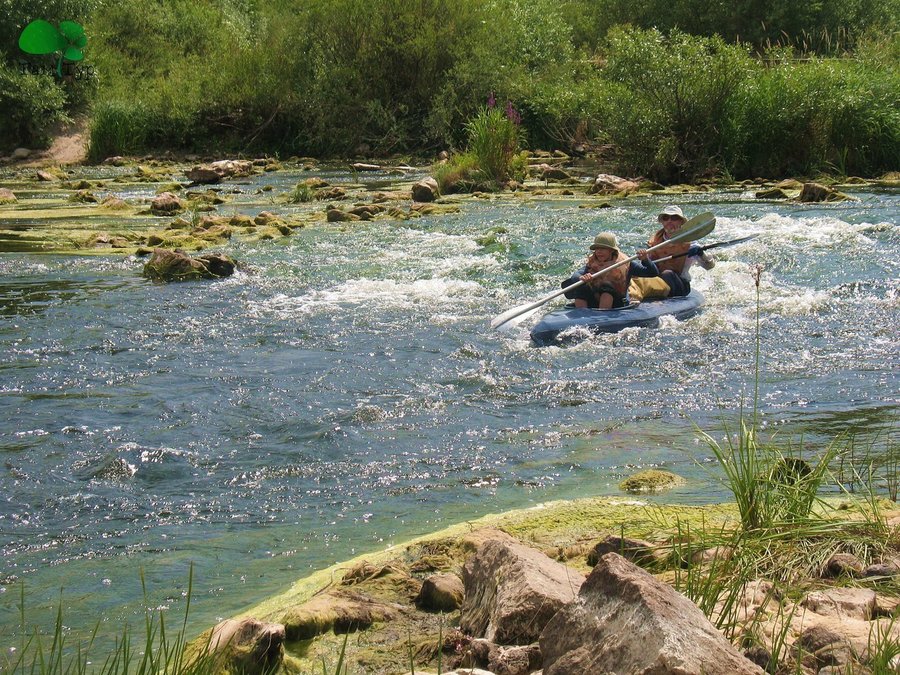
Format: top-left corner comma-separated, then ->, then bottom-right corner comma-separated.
19,19 -> 86,61
18,19 -> 65,55
59,21 -> 87,61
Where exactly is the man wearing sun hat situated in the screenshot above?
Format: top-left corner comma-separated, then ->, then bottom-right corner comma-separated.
561,231 -> 660,309
645,204 -> 715,297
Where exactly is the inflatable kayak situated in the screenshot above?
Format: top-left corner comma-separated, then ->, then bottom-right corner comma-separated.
530,291 -> 705,346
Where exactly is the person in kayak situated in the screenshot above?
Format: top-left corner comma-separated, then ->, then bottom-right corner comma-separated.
646,205 -> 715,297
561,232 -> 660,309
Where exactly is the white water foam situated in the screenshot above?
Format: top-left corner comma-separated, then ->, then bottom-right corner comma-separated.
257,276 -> 486,318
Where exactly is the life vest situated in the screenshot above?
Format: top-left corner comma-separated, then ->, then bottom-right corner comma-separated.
588,252 -> 630,298
648,228 -> 691,274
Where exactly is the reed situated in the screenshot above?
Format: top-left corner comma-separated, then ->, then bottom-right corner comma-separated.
2,564 -> 224,675
464,104 -> 525,184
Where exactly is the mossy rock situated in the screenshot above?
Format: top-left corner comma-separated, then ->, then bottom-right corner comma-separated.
755,187 -> 790,200
99,196 -> 130,210
0,188 -> 17,205
67,190 -> 98,203
619,470 -> 686,494
155,182 -> 184,194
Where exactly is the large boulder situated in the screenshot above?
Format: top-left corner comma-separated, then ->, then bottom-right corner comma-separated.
0,188 -> 17,204
412,177 -> 439,202
142,249 -> 236,282
460,538 -> 584,645
207,617 -> 285,674
797,182 -> 855,203
588,173 -> 639,195
539,552 -> 764,675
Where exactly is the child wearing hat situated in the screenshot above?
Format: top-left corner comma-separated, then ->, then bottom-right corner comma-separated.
561,232 -> 660,309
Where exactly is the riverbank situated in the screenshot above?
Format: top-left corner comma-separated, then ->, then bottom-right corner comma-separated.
191,492 -> 900,674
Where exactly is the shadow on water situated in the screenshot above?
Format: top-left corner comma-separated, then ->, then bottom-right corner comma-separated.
0,278 -> 131,316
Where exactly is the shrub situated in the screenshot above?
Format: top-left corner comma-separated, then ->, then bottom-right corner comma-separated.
0,62 -> 68,149
723,52 -> 900,177
598,27 -> 753,182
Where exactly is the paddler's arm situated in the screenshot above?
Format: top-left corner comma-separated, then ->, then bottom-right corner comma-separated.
687,245 -> 716,270
629,250 -> 659,277
561,266 -> 588,297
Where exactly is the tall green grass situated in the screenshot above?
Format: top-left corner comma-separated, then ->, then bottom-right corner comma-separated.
2,565 -> 224,675
464,105 -> 524,183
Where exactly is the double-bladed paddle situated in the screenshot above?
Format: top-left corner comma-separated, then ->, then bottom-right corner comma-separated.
651,233 -> 759,264
490,212 -> 716,330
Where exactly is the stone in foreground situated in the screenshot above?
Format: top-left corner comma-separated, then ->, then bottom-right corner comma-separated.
207,617 -> 285,675
540,552 -> 764,675
460,538 -> 583,645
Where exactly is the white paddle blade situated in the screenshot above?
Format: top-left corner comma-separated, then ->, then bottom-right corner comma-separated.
495,304 -> 544,332
491,296 -> 550,329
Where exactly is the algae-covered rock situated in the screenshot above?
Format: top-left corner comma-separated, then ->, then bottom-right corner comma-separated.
279,588 -> 403,641
797,182 -> 856,203
185,189 -> 225,205
151,192 -> 186,215
90,233 -> 130,249
326,208 -> 360,222
755,187 -> 790,200
207,617 -> 285,675
316,186 -> 347,201
0,188 -> 17,204
415,573 -> 464,612
619,469 -> 685,494
410,202 -> 460,216
348,204 -> 384,220
229,214 -> 254,228
36,168 -> 65,181
99,196 -> 129,210
142,249 -> 236,281
68,190 -> 98,203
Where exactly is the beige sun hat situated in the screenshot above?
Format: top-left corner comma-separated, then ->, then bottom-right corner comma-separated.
589,232 -> 620,253
658,205 -> 686,221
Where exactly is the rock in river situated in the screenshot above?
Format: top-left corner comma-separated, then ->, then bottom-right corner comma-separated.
142,248 -> 236,282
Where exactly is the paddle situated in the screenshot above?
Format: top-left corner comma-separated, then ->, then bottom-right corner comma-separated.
651,233 -> 759,264
491,212 -> 716,330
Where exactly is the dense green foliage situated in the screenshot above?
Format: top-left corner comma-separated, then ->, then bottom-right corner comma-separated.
0,0 -> 99,148
1,0 -> 897,179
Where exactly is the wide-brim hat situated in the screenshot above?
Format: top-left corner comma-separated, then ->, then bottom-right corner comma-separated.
658,205 -> 686,221
589,232 -> 619,253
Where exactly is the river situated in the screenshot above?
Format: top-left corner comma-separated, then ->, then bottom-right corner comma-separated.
0,166 -> 897,656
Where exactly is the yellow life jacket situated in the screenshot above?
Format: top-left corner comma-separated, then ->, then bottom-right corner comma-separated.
648,228 -> 691,274
589,252 -> 630,298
